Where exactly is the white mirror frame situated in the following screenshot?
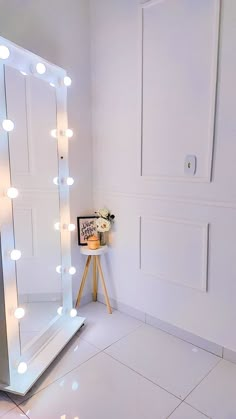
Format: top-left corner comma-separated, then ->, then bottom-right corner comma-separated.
0,36 -> 85,395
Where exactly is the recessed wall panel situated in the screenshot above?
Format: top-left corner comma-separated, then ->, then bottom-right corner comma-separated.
140,216 -> 208,291
141,0 -> 220,180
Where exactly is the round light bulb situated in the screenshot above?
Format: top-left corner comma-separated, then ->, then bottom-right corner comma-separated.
64,76 -> 72,87
56,265 -> 62,274
69,267 -> 76,275
53,177 -> 59,185
68,224 -> 76,232
66,177 -> 74,186
10,250 -> 22,261
14,308 -> 25,320
54,222 -> 60,231
50,129 -> 57,138
7,187 -> 19,199
57,306 -> 63,316
70,308 -> 77,318
36,62 -> 46,75
65,129 -> 73,138
2,119 -> 14,132
0,45 -> 10,60
17,362 -> 27,374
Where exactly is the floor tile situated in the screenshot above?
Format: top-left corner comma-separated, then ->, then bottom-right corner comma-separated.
11,335 -> 99,405
19,352 -> 180,419
77,302 -> 142,349
0,407 -> 28,418
186,359 -> 236,418
0,393 -> 16,417
168,402 -> 208,418
105,324 -> 220,399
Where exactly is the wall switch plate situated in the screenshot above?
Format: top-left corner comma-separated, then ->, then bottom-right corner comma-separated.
184,155 -> 197,176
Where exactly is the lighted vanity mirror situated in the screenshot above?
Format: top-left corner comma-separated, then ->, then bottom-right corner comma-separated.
0,37 -> 85,395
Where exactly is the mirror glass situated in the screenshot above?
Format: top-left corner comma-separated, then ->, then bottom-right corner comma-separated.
4,65 -> 62,353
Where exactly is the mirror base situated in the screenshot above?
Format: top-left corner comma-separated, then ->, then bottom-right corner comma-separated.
0,315 -> 85,396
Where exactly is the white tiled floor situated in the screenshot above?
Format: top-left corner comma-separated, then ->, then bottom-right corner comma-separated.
1,302 -> 236,418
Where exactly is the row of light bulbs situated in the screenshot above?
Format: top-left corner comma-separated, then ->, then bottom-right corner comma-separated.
0,44 -> 78,375
2,120 -> 74,139
0,45 -> 72,87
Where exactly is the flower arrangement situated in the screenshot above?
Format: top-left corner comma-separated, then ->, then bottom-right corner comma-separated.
95,208 -> 115,233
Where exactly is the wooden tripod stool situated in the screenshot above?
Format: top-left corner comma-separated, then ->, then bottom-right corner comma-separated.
76,245 -> 112,314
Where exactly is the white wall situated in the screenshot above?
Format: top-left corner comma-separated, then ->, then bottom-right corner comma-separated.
90,0 -> 236,351
0,0 -> 93,299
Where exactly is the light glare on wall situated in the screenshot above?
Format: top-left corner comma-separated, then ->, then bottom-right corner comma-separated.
56,266 -> 62,274
50,129 -> 57,138
0,45 -> 10,59
10,250 -> 22,261
57,306 -> 63,316
2,119 -> 14,132
54,222 -> 60,231
14,308 -> 25,320
17,362 -> 27,374
7,188 -> 19,199
64,76 -> 72,87
53,177 -> 59,185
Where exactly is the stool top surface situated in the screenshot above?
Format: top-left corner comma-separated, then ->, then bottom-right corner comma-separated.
80,245 -> 108,256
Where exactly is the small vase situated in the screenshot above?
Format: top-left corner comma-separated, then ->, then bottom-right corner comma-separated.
99,231 -> 108,246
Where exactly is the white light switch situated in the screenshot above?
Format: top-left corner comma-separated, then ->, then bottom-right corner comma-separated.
184,155 -> 197,176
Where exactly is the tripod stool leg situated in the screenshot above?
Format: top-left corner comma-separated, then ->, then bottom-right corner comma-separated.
75,255 -> 92,308
96,256 -> 112,314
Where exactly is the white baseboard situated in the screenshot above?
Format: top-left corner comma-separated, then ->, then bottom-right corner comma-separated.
96,293 -> 236,362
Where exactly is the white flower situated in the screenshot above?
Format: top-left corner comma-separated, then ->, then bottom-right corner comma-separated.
98,208 -> 109,218
96,217 -> 111,232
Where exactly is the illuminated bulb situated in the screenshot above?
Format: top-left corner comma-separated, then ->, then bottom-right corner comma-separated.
53,177 -> 59,185
65,129 -> 73,138
7,187 -> 19,199
20,71 -> 27,76
17,362 -> 27,374
50,129 -> 57,138
0,45 -> 10,59
2,119 -> 14,132
69,267 -> 76,275
64,76 -> 72,87
56,265 -> 62,274
70,308 -> 77,318
36,62 -> 46,74
68,224 -> 75,232
57,306 -> 63,316
54,222 -> 60,231
66,177 -> 74,186
14,308 -> 25,320
10,250 -> 21,261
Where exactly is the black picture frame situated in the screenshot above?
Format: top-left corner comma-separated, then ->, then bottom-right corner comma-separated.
77,216 -> 98,246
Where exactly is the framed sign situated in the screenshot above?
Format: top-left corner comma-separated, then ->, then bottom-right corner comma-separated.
77,216 -> 98,245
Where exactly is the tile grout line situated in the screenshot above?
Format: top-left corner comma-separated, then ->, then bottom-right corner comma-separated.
104,350 -> 182,402
180,357 -> 223,418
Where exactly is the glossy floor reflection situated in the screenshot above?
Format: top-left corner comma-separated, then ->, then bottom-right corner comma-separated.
1,302 -> 236,418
